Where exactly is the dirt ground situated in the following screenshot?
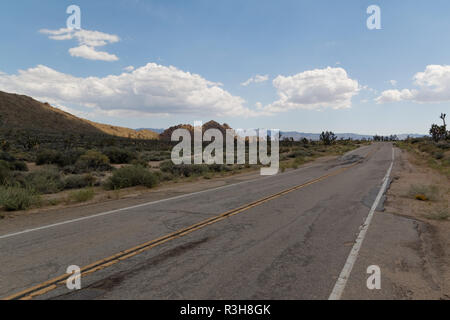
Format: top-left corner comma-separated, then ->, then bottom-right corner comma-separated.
384,148 -> 450,299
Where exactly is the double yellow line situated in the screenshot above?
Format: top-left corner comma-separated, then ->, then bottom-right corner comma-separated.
4,149 -> 374,300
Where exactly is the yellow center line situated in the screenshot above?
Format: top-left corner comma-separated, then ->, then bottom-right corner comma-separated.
3,146 -> 378,300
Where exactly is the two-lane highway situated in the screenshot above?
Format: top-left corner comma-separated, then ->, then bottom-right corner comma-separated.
0,143 -> 395,300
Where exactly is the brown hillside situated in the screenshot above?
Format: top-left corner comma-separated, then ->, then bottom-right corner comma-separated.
0,91 -> 158,139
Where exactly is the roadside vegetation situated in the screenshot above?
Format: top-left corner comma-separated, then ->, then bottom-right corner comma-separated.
391,113 -> 449,223
0,126 -> 370,213
395,113 -> 450,178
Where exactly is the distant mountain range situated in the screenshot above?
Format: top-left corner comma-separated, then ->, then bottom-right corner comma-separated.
279,132 -> 427,141
138,127 -> 427,141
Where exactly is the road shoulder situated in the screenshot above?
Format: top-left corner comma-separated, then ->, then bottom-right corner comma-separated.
342,148 -> 450,300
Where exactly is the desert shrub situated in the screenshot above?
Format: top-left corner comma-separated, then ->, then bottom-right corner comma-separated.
63,174 -> 96,190
160,160 -> 175,173
0,186 -> 39,211
130,158 -> 149,168
67,188 -> 95,203
60,148 -> 86,167
36,149 -> 63,166
141,151 -> 172,161
24,167 -> 64,194
0,160 -> 12,185
418,143 -> 438,155
36,149 -> 85,167
287,149 -> 312,158
433,151 -> 444,160
154,171 -> 175,182
75,150 -> 111,173
160,161 -> 222,177
104,165 -> 159,190
11,160 -> 28,171
408,184 -> 439,201
209,164 -> 232,172
0,151 -> 15,162
103,147 -> 137,164
437,141 -> 450,150
0,151 -> 28,172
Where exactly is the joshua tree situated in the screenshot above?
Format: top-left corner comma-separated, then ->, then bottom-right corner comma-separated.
320,131 -> 337,145
440,113 -> 446,127
430,113 -> 448,142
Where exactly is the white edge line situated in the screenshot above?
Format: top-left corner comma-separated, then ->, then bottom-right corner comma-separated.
328,147 -> 394,300
0,161 -> 325,241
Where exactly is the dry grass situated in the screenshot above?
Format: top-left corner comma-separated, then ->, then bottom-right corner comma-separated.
408,184 -> 439,201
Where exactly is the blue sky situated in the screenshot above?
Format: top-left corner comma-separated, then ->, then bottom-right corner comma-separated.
1,0 -> 450,135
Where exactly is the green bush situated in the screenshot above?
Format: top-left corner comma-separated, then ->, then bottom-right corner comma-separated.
160,160 -> 175,173
63,174 -> 96,190
67,188 -> 95,203
105,165 -> 159,190
131,158 -> 149,168
141,151 -> 171,161
0,160 -> 12,185
24,167 -> 64,194
154,171 -> 175,182
0,151 -> 16,162
36,149 -> 85,167
0,186 -> 39,211
36,149 -> 63,166
103,147 -> 137,164
10,160 -> 28,171
0,151 -> 28,172
75,150 -> 111,173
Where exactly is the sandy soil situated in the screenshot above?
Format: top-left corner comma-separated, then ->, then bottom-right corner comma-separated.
384,148 -> 450,299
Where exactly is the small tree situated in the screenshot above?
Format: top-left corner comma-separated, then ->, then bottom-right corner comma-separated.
430,113 -> 448,142
320,131 -> 337,145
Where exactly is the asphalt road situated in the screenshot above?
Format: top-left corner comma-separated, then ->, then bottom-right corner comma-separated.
0,142 -> 398,300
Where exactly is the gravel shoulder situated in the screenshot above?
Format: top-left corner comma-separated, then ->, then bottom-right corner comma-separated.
343,147 -> 450,300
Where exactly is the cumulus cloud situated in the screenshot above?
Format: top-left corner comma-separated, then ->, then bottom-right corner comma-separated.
262,67 -> 360,113
241,74 -> 269,86
123,66 -> 135,72
389,80 -> 397,87
69,45 -> 118,61
375,89 -> 414,104
40,28 -> 120,62
0,63 -> 254,117
376,65 -> 450,104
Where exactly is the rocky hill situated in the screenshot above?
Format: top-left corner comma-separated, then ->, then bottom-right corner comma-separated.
0,91 -> 159,139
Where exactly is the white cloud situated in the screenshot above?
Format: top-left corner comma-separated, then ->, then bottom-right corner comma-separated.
241,74 -> 269,86
375,89 -> 414,104
69,45 -> 118,61
40,28 -> 120,62
377,65 -> 450,104
389,80 -> 397,87
0,63 -> 254,117
124,66 -> 135,72
262,67 -> 360,113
